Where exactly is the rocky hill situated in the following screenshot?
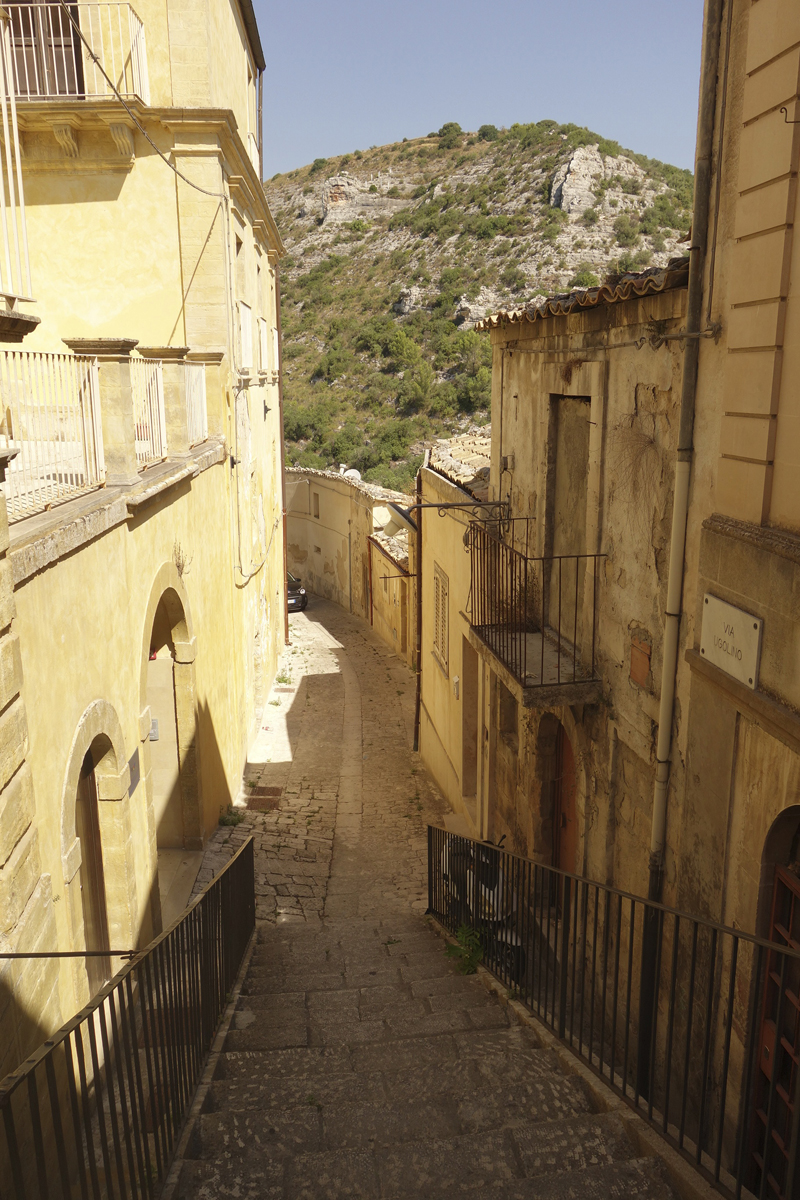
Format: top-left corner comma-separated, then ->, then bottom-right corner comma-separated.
268,121 -> 693,490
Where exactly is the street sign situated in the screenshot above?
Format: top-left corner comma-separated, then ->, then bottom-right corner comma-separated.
700,593 -> 762,690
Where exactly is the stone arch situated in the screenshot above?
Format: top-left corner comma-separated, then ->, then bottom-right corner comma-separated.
138,563 -> 195,701
60,700 -> 135,1003
756,805 -> 800,940
140,563 -> 201,856
60,698 -> 127,872
533,707 -> 588,872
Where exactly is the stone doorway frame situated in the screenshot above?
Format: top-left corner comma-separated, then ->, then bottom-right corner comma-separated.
60,699 -> 133,1006
139,564 -> 201,861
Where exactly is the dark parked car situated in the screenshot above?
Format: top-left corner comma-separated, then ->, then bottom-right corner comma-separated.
288,573 -> 308,612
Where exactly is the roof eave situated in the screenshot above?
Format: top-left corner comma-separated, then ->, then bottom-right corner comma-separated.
238,0 -> 266,71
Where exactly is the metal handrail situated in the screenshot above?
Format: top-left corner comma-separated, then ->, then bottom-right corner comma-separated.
0,835 -> 255,1199
428,826 -> 800,1200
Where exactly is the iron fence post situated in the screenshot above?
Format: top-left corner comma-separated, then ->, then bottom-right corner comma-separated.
558,875 -> 571,1039
426,824 -> 433,914
636,901 -> 660,1100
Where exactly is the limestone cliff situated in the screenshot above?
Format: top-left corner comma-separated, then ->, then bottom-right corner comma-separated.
267,121 -> 693,489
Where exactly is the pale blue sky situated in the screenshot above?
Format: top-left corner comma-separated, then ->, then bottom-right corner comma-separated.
255,0 -> 705,178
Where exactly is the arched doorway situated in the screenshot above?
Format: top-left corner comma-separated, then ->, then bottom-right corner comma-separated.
148,597 -> 183,848
76,745 -> 110,994
535,714 -> 579,874
140,565 -> 201,930
553,723 -> 578,874
61,703 -> 131,1007
750,807 -> 800,1195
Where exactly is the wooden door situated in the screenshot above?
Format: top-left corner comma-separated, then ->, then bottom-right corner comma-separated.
76,752 -> 110,994
753,866 -> 800,1198
553,724 -> 577,874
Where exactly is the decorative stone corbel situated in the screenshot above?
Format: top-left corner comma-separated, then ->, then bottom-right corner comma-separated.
53,124 -> 79,158
95,763 -> 131,801
173,636 -> 197,664
108,123 -> 134,159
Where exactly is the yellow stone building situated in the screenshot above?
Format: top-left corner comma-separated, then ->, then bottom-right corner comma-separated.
0,0 -> 286,1078
285,466 -> 416,666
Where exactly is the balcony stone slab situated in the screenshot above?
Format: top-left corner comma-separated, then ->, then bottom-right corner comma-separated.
9,437 -> 227,584
466,623 -> 604,709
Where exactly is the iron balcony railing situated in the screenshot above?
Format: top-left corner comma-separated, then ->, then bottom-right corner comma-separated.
0,835 -> 255,1200
428,826 -> 800,1200
0,9 -> 31,304
131,357 -> 166,466
468,519 -> 603,688
185,361 -> 208,448
0,349 -> 104,521
6,2 -> 150,103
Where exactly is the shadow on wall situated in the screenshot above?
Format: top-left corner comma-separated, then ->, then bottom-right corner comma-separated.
0,968 -> 51,1084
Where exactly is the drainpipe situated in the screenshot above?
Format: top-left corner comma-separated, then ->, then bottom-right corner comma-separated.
274,262 -> 290,645
412,453 -> 428,752
648,0 -> 724,904
367,537 -> 374,626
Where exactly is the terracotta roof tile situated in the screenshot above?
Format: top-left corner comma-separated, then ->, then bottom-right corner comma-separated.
476,257 -> 690,330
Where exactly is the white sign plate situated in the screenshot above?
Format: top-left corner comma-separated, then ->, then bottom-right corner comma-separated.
700,593 -> 762,690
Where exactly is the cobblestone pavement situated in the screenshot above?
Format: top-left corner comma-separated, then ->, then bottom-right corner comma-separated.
177,598 -> 677,1199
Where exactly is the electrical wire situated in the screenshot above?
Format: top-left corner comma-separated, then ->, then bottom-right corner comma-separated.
56,0 -> 226,201
56,0 -> 282,591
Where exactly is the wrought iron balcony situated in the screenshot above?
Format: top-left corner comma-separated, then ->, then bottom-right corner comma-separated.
468,519 -> 603,689
6,2 -> 150,102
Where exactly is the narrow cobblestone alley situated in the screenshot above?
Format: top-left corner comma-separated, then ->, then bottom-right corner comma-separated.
171,598 -> 679,1199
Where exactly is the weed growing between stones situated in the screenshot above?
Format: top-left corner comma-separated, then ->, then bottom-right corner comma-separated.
446,925 -> 483,974
219,805 -> 244,826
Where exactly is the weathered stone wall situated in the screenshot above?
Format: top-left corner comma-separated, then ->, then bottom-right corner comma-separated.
0,456 -> 63,1081
674,0 -> 800,926
286,470 -> 372,620
478,285 -> 687,891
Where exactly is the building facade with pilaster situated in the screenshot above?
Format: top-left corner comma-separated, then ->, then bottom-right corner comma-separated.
0,0 -> 286,1078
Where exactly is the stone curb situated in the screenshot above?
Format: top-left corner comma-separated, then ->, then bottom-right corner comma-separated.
425,916 -> 719,1200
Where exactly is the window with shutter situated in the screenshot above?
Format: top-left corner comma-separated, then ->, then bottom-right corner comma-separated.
433,564 -> 449,674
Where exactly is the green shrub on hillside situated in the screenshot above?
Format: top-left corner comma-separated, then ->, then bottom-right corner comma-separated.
355,314 -> 394,357
613,213 -> 640,247
478,124 -> 499,142
310,157 -> 328,174
388,329 -> 420,370
568,265 -> 600,288
438,122 -> 462,149
538,208 -> 568,242
500,265 -> 527,292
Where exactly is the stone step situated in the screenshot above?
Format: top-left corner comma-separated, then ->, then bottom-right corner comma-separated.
204,1061 -> 589,1126
196,1077 -> 594,1160
434,1156 -> 678,1200
184,1113 -> 645,1197
174,1134 -> 676,1200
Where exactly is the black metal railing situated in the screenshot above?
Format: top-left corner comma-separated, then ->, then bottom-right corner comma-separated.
0,836 -> 255,1200
428,826 -> 800,1200
468,520 -> 603,688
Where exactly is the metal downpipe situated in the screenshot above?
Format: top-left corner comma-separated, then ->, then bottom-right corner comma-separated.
647,0 -> 724,905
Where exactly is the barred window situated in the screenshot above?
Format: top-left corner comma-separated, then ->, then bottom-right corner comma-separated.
433,564 -> 449,673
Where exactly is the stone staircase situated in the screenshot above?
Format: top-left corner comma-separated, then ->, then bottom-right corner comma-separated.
174,912 -> 679,1200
